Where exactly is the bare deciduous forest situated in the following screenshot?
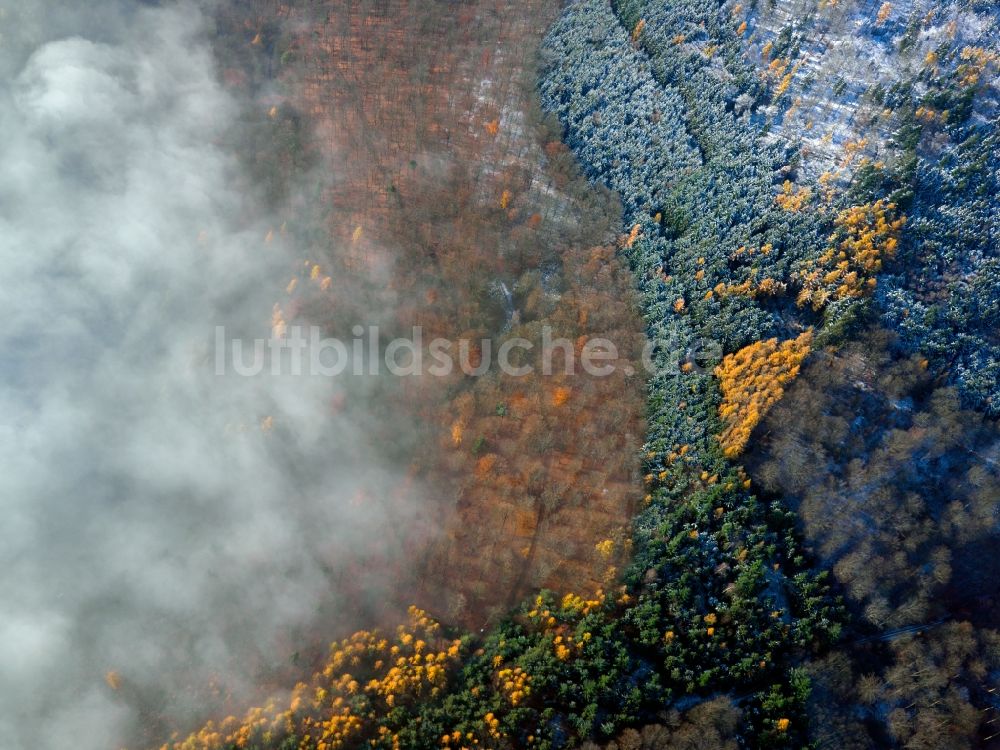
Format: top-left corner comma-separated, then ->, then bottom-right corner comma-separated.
273,0 -> 647,624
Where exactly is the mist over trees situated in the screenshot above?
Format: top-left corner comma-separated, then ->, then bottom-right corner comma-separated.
0,2 -> 433,747
153,0 -> 997,745
5,0 -> 999,748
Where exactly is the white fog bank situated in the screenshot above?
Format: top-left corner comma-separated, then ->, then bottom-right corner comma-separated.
0,3 -> 422,747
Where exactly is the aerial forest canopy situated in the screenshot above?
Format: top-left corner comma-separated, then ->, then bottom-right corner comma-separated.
157,0 -> 1000,747
6,0 -> 998,749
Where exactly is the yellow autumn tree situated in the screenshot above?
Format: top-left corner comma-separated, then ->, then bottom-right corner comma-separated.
795,200 -> 904,311
714,330 -> 813,457
631,18 -> 646,43
774,179 -> 811,211
875,2 -> 892,25
957,46 -> 999,86
160,607 -> 463,750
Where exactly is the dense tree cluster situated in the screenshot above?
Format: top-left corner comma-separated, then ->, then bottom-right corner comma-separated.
753,330 -> 1000,629
581,698 -> 741,750
162,464 -> 841,749
539,1 -> 999,746
877,123 -> 1000,414
539,0 -> 861,470
540,0 -> 833,361
743,0 -> 1000,415
714,331 -> 812,457
749,329 -> 1000,746
211,0 -> 654,630
795,200 -> 904,311
803,623 -> 1000,750
667,0 -> 1000,415
538,6 -> 699,218
146,1 -> 998,748
538,1 -> 851,744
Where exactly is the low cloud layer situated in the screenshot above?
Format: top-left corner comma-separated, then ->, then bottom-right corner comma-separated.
0,2 -> 421,747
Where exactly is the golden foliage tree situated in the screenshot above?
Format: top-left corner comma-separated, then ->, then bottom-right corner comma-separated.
875,2 -> 892,26
795,200 -> 904,310
714,330 -> 813,457
161,607 -> 463,750
774,179 -> 811,212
